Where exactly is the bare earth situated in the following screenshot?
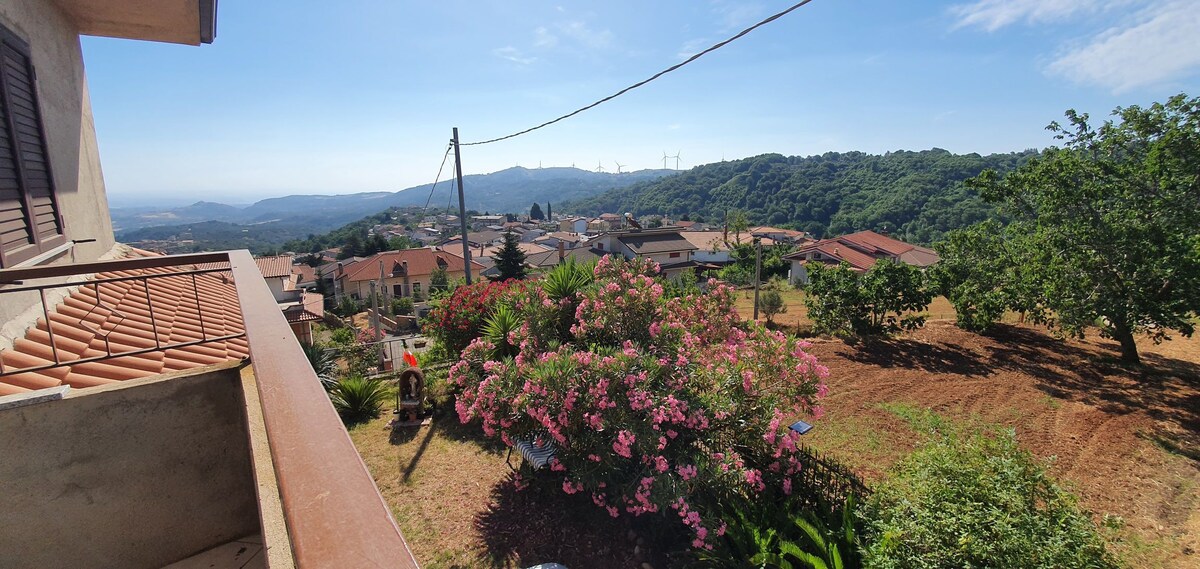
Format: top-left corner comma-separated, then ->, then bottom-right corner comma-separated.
351,320 -> 1200,568
803,322 -> 1199,568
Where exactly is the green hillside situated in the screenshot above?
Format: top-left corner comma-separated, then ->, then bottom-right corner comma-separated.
562,149 -> 1037,244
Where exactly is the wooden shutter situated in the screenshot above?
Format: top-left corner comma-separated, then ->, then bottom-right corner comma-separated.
0,26 -> 64,267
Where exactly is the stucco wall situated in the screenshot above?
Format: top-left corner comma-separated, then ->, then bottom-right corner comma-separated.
0,365 -> 260,569
0,0 -> 116,322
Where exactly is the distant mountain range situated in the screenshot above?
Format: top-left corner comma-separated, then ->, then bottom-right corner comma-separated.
112,166 -> 673,235
561,149 -> 1037,245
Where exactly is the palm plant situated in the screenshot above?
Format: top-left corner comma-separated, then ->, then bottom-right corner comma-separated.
328,375 -> 390,425
302,342 -> 338,390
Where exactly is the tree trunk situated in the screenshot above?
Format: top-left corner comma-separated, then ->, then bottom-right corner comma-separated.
1112,322 -> 1140,364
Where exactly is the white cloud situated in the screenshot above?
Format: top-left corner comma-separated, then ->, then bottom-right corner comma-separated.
533,26 -> 558,48
710,0 -> 764,31
949,0 -> 1109,32
1046,1 -> 1200,92
492,46 -> 536,66
555,21 -> 613,50
676,38 -> 710,60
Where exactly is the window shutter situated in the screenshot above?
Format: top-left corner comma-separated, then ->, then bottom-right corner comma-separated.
0,27 -> 64,267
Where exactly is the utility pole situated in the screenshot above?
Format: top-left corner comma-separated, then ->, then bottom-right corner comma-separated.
752,237 -> 762,321
369,280 -> 384,370
452,128 -> 473,284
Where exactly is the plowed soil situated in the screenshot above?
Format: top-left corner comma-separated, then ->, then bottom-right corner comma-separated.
803,321 -> 1199,567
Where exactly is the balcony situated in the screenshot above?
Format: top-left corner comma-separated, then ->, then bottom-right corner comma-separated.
0,250 -> 418,568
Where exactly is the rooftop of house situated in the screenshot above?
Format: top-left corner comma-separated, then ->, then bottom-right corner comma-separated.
616,230 -> 699,255
783,230 -> 939,270
292,264 -> 317,285
526,247 -> 605,268
539,231 -> 583,243
339,248 -> 483,282
679,230 -> 732,252
478,241 -> 553,258
253,255 -> 293,279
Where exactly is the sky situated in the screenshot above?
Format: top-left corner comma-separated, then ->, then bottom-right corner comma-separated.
83,0 -> 1200,206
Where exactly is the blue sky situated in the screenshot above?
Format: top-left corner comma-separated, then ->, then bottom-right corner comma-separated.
83,0 -> 1200,205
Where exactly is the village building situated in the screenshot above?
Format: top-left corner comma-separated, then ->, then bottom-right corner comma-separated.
334,247 -> 482,301
783,230 -> 940,284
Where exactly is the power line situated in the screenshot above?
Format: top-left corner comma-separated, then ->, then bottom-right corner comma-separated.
462,0 -> 816,146
418,143 -> 453,222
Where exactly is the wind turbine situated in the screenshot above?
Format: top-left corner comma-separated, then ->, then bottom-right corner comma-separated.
614,161 -> 626,174
595,161 -> 606,173
671,150 -> 682,170
662,151 -> 669,169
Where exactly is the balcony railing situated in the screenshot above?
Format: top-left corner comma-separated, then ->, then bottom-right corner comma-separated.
0,250 -> 419,568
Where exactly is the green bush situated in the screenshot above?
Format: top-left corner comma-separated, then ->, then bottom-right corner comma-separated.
328,375 -> 391,425
392,296 -> 414,316
329,327 -> 355,346
701,495 -> 863,569
862,421 -> 1117,568
760,288 -> 787,325
804,261 -> 932,338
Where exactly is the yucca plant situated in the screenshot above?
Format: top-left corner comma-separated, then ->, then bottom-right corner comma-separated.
328,375 -> 390,425
302,342 -> 338,390
541,258 -> 595,301
482,304 -> 521,359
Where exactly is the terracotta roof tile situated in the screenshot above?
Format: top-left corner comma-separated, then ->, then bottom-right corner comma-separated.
340,248 -> 484,282
0,252 -> 248,394
254,255 -> 294,278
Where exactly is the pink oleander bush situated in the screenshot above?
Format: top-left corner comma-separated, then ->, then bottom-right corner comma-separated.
449,256 -> 829,550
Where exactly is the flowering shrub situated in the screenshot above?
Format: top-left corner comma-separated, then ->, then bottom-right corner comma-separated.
424,279 -> 530,355
450,256 -> 829,549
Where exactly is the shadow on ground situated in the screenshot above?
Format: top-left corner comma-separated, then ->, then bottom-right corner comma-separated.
472,473 -> 684,569
838,324 -> 1199,457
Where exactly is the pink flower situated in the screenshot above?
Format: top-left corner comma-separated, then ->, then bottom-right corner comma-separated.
613,430 -> 635,458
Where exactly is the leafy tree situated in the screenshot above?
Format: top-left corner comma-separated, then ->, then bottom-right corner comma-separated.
804,261 -> 933,338
387,235 -> 420,250
429,266 -> 450,295
965,95 -> 1200,363
546,202 -> 552,220
530,202 -> 545,220
493,231 -> 528,280
729,210 -> 749,244
760,288 -> 787,326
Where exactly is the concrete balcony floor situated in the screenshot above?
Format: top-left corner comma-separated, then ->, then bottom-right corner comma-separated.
163,535 -> 265,569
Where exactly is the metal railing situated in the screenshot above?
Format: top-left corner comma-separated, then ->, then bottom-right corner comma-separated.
0,261 -> 244,377
0,250 -> 420,568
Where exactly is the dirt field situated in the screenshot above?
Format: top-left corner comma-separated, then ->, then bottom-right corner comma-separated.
802,322 -> 1199,567
350,321 -> 1200,568
733,289 -> 969,329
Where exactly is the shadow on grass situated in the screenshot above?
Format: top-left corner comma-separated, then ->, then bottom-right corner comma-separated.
472,473 -> 679,569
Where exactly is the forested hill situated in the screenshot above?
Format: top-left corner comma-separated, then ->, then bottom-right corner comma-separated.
562,149 -> 1037,244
